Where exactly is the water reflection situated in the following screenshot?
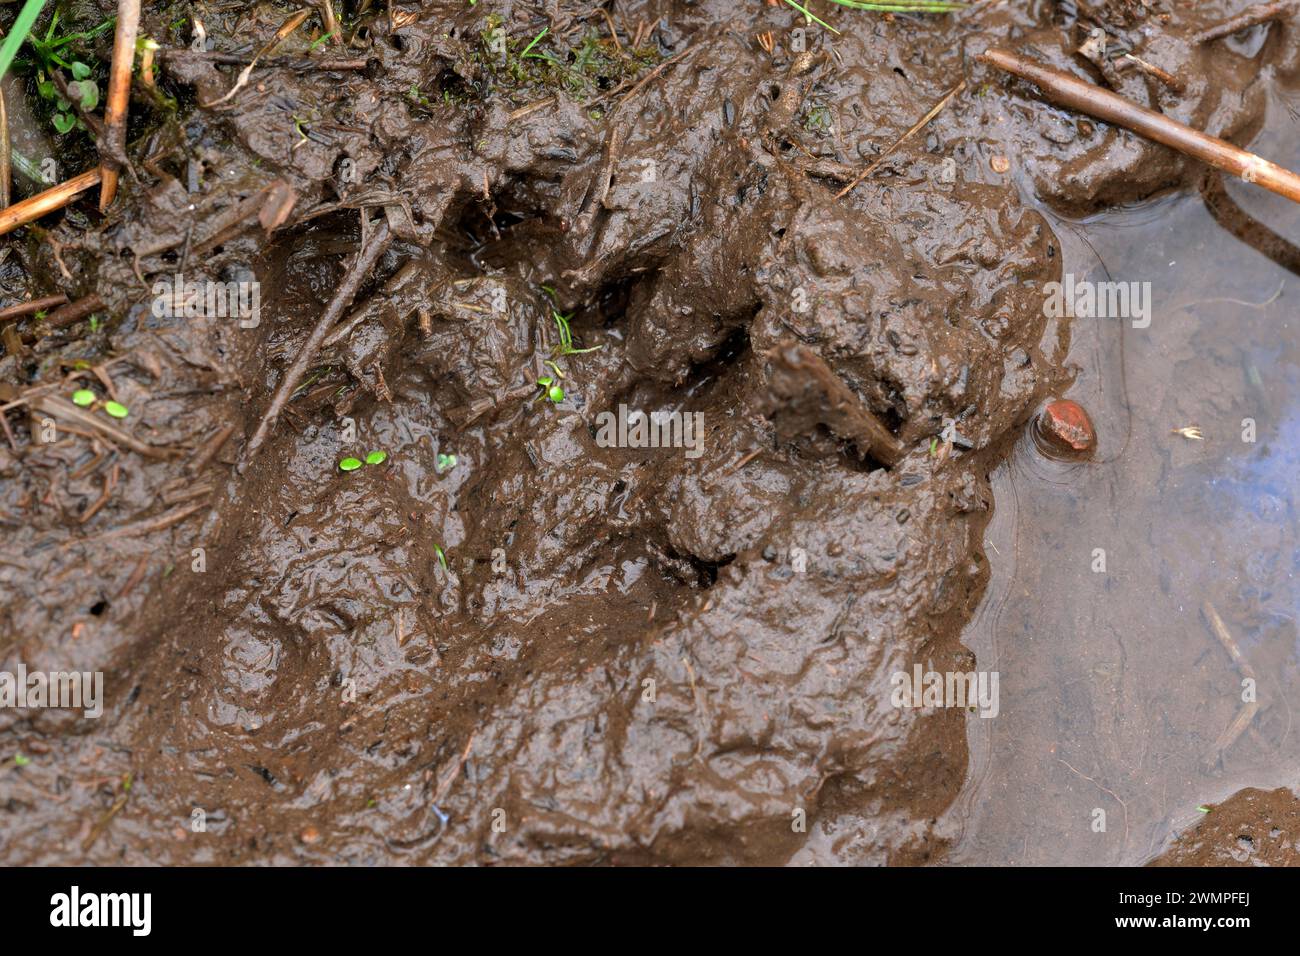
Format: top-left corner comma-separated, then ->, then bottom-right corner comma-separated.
949,103 -> 1299,865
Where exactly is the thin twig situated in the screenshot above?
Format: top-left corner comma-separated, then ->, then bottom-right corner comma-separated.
980,48 -> 1300,204
100,0 -> 142,211
836,80 -> 966,199
29,394 -> 170,459
201,9 -> 312,108
67,500 -> 207,547
187,422 -> 236,473
239,220 -> 392,472
0,294 -> 69,325
160,50 -> 368,71
610,46 -> 691,114
1195,1 -> 1294,44
1200,600 -> 1260,769
41,294 -> 105,330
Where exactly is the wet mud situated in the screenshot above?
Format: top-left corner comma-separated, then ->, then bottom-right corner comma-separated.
0,1 -> 1296,864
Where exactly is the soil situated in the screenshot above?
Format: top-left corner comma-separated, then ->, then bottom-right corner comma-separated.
0,0 -> 1295,865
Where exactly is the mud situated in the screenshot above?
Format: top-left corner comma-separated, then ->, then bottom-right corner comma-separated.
0,1 -> 1295,864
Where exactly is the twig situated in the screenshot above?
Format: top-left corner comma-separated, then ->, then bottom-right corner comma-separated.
1058,757 -> 1129,854
160,50 -> 368,71
318,0 -> 341,43
201,9 -> 312,108
41,294 -> 105,331
836,80 -> 966,199
1200,600 -> 1260,770
610,46 -> 691,114
0,169 -> 101,237
69,500 -> 207,546
430,734 -> 476,806
240,220 -> 392,472
99,0 -> 142,211
78,463 -> 119,524
1195,1 -> 1294,44
187,422 -> 236,472
0,294 -> 69,325
82,793 -> 128,852
980,48 -> 1300,205
1119,53 -> 1183,92
115,555 -> 150,599
508,96 -> 556,121
29,394 -> 170,459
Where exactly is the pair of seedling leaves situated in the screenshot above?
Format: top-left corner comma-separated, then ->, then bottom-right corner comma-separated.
37,61 -> 98,134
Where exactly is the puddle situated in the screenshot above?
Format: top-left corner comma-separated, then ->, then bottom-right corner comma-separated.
949,96 -> 1300,865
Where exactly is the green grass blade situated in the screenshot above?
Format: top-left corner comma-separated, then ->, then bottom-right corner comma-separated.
0,0 -> 49,82
825,0 -> 966,9
520,27 -> 549,60
782,0 -> 841,34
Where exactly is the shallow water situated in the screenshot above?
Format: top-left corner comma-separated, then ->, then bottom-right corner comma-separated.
949,99 -> 1300,865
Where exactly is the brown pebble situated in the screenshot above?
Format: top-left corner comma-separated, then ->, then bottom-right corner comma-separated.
1039,399 -> 1096,454
299,825 -> 322,845
990,155 -> 1010,173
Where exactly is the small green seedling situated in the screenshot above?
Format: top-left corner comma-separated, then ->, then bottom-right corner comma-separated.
551,310 -> 601,356
339,456 -> 363,472
71,388 -> 95,407
13,754 -> 30,767
434,543 -> 448,570
536,376 -> 564,403
23,9 -> 114,136
365,450 -> 388,465
436,453 -> 457,473
103,401 -> 128,419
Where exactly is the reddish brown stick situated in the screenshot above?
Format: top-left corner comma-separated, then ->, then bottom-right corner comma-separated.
980,48 -> 1300,205
42,294 -> 105,330
99,0 -> 142,211
1196,1 -> 1294,44
0,169 -> 102,237
0,294 -> 69,324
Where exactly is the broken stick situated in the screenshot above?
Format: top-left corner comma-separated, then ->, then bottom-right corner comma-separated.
0,169 -> 102,237
100,0 -> 142,211
239,220 -> 393,472
980,48 -> 1300,205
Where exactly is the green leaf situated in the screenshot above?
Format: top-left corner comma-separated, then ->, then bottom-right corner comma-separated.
103,401 -> 129,419
71,389 -> 95,407
75,81 -> 98,111
52,112 -> 75,134
37,79 -> 54,99
0,0 -> 48,84
339,457 -> 363,472
70,60 -> 90,80
364,450 -> 387,466
13,754 -> 31,766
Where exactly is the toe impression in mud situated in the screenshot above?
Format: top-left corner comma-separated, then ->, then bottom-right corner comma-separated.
762,342 -> 905,468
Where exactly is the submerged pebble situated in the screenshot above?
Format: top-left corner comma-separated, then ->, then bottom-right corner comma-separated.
1036,399 -> 1096,456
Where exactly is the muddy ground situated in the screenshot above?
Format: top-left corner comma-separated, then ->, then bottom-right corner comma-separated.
0,0 -> 1295,864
